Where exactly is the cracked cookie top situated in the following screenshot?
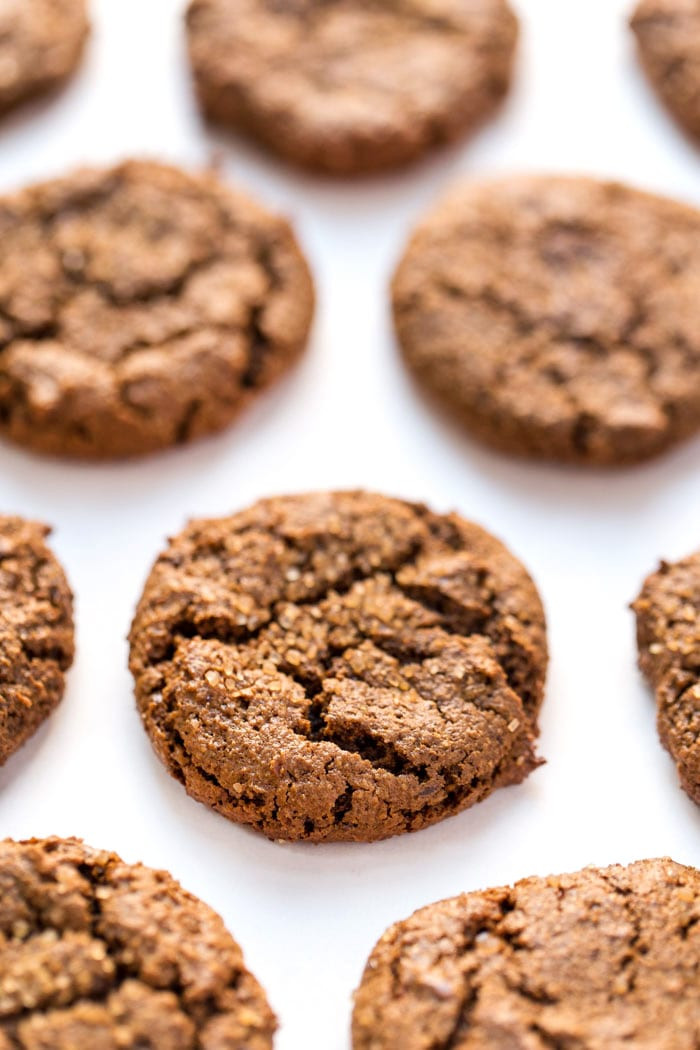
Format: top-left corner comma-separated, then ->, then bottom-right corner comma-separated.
129,491 -> 547,843
352,858 -> 700,1050
633,550 -> 700,805
0,516 -> 73,767
393,175 -> 700,465
0,160 -> 314,459
0,837 -> 276,1050
631,0 -> 700,143
0,0 -> 89,117
185,0 -> 518,174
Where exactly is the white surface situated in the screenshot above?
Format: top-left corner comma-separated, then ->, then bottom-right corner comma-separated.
1,0 -> 699,1046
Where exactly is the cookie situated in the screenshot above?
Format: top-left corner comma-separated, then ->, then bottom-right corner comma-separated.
0,836 -> 276,1048
393,175 -> 700,465
0,160 -> 314,459
352,857 -> 700,1050
0,0 -> 89,118
633,550 -> 700,804
631,0 -> 700,143
129,490 -> 547,843
185,0 -> 518,175
0,516 -> 73,767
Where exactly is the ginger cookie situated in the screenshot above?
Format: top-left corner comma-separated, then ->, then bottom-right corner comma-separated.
393,175 -> 700,465
0,0 -> 89,118
352,858 -> 700,1050
0,160 -> 314,459
185,0 -> 518,175
0,516 -> 73,767
129,491 -> 547,843
631,0 -> 700,143
633,550 -> 700,804
0,837 -> 276,1049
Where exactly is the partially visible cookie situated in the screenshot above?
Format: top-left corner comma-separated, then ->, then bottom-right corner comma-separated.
0,160 -> 314,459
185,0 -> 518,175
0,837 -> 276,1048
631,0 -> 700,142
0,516 -> 73,767
393,174 -> 700,465
353,858 -> 700,1050
129,490 -> 547,843
633,550 -> 700,804
0,0 -> 89,117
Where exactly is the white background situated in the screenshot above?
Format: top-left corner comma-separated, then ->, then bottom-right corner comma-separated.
1,0 -> 699,1046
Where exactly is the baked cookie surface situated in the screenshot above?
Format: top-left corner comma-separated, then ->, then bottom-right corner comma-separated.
0,160 -> 314,459
634,550 -> 700,804
0,0 -> 89,117
185,0 -> 518,174
393,175 -> 700,465
0,836 -> 276,1049
0,516 -> 73,767
129,491 -> 547,843
631,0 -> 700,142
352,858 -> 700,1050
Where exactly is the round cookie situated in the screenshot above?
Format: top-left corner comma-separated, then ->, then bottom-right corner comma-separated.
0,516 -> 73,767
352,858 -> 700,1050
0,160 -> 314,459
0,836 -> 276,1048
393,175 -> 700,465
0,0 -> 89,118
185,0 -> 518,175
129,490 -> 547,843
631,0 -> 700,143
633,550 -> 700,805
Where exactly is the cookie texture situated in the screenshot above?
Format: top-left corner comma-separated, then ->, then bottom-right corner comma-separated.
352,858 -> 700,1050
393,175 -> 700,465
0,837 -> 276,1049
633,550 -> 700,804
0,0 -> 89,117
129,491 -> 547,843
631,0 -> 700,142
0,516 -> 73,767
185,0 -> 518,175
0,160 -> 314,459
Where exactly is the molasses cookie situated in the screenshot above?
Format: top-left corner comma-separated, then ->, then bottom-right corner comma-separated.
0,0 -> 89,117
185,0 -> 518,175
0,837 -> 276,1048
631,0 -> 700,142
129,491 -> 547,843
393,175 -> 700,465
0,516 -> 73,767
353,858 -> 700,1050
633,550 -> 700,804
0,160 -> 314,459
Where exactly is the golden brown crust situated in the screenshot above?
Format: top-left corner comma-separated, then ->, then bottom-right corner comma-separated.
631,0 -> 700,142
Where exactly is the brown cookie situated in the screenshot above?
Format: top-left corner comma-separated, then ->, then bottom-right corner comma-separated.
0,0 -> 89,118
129,491 -> 547,844
0,516 -> 73,767
185,0 -> 518,175
352,858 -> 700,1050
631,0 -> 700,143
0,837 -> 276,1049
633,550 -> 700,805
393,175 -> 700,465
0,160 -> 314,459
